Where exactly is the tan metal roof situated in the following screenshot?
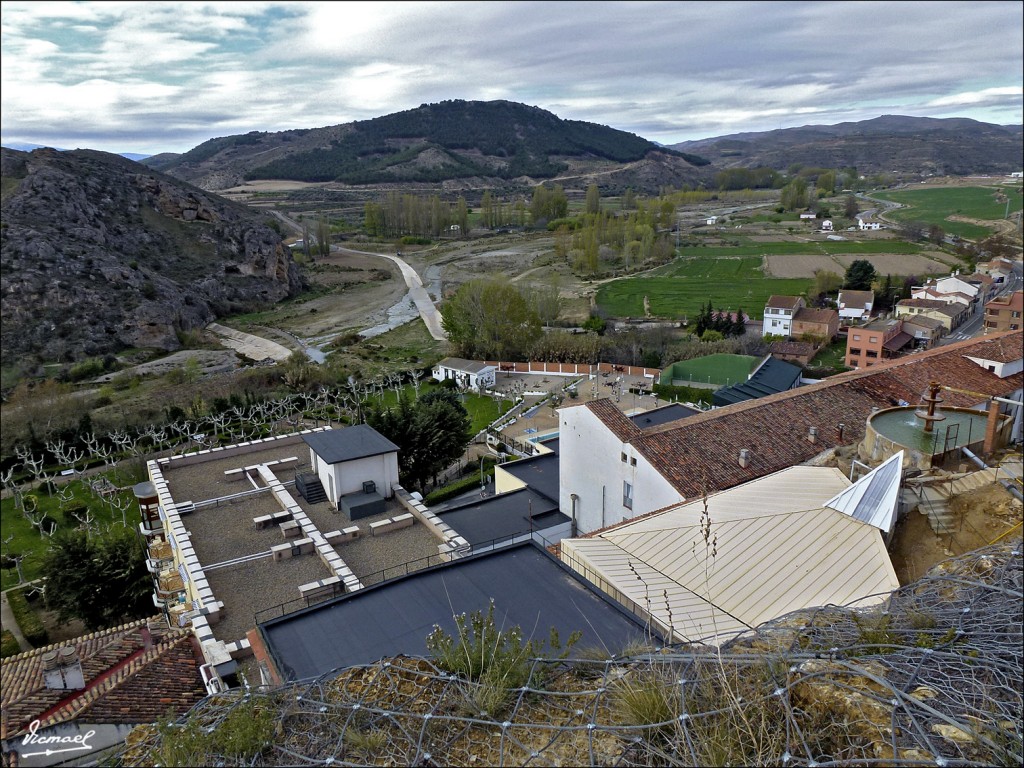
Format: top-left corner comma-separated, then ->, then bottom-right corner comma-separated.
561,466 -> 899,645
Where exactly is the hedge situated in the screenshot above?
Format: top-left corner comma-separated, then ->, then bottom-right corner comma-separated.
7,589 -> 48,647
424,469 -> 495,506
1,629 -> 20,659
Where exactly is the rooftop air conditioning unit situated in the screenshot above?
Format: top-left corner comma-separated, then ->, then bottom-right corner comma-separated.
362,480 -> 376,495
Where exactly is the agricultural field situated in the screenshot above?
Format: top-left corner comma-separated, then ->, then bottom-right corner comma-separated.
596,256 -> 812,320
764,251 -> 953,279
873,185 -> 1023,240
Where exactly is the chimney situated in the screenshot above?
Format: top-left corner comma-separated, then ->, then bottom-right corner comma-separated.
837,423 -> 845,441
808,426 -> 818,444
983,400 -> 1001,455
738,448 -> 751,468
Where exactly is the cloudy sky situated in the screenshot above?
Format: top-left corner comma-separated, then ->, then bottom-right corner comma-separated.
2,1 -> 1021,157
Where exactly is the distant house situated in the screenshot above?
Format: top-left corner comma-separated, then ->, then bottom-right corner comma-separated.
769,340 -> 819,366
977,258 -> 1014,283
706,215 -> 718,225
302,425 -> 400,505
837,290 -> 875,323
821,219 -> 834,231
432,357 -> 497,390
984,290 -> 1023,334
845,318 -> 914,369
901,315 -> 946,348
857,218 -> 881,230
896,298 -> 969,331
791,307 -> 839,341
799,212 -> 817,220
762,295 -> 806,338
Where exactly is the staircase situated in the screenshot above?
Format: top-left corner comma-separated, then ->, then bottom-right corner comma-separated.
904,468 -> 999,535
295,473 -> 328,504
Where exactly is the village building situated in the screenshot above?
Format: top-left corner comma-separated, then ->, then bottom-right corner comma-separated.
896,298 -> 969,331
557,333 -> 1022,531
983,290 -> 1023,334
844,317 -> 914,369
761,295 -> 805,338
837,290 -> 875,324
432,358 -> 497,390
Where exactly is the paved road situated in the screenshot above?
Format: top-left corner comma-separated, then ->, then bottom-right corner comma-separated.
336,247 -> 448,341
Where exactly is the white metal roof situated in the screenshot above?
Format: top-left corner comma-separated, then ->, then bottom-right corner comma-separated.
824,451 -> 903,534
612,465 -> 851,532
560,466 -> 900,645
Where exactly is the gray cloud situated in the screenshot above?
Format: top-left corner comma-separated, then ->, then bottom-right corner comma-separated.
1,0 -> 1020,156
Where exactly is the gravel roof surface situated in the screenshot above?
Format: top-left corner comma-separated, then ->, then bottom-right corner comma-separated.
207,554 -> 332,644
161,443 -> 314,503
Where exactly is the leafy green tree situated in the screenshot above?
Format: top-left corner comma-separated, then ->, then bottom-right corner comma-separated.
843,259 -> 877,291
844,194 -> 860,218
813,269 -> 843,299
585,184 -> 601,215
817,170 -> 836,196
780,178 -> 809,211
441,278 -> 541,360
43,527 -> 151,630
366,390 -> 470,492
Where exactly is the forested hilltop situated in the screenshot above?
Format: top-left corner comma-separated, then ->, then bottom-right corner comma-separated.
144,99 -> 710,190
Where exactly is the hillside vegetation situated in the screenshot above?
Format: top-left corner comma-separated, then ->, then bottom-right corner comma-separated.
145,100 -> 710,191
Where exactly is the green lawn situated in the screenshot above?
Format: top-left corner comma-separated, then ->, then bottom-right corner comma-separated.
1,473 -> 142,591
873,186 -> 1022,240
660,354 -> 758,386
597,256 -> 812,320
367,380 -> 514,435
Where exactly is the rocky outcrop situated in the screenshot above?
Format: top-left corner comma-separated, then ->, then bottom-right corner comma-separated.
0,147 -> 303,365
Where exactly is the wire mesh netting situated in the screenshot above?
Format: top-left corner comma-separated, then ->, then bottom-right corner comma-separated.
118,539 -> 1022,767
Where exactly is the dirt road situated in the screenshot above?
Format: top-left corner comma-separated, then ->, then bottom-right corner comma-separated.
335,247 -> 447,340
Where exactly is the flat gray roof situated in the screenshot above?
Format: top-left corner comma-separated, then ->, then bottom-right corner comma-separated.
302,425 -> 399,464
258,542 -> 659,681
439,487 -> 566,546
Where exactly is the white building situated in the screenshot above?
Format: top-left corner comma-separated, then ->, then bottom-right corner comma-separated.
302,425 -> 400,505
857,218 -> 882,230
762,295 -> 806,338
821,219 -> 833,231
799,212 -> 816,220
837,290 -> 875,323
432,358 -> 497,390
706,215 -> 718,226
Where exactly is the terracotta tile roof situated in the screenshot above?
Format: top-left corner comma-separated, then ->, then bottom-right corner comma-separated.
585,399 -> 642,441
770,341 -> 817,356
630,332 -> 1022,499
793,307 -> 838,325
838,290 -> 874,309
961,332 -> 1024,363
0,616 -> 206,739
766,295 -> 802,310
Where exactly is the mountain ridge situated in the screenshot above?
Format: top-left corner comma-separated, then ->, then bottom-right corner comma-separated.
671,114 -> 1023,175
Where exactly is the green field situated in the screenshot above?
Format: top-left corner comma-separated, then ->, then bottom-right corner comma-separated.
873,186 -> 1022,240
660,354 -> 757,386
597,256 -> 812,320
367,380 -> 513,435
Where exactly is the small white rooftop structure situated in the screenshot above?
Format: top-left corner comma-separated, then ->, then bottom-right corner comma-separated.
559,465 -> 900,645
824,451 -> 903,538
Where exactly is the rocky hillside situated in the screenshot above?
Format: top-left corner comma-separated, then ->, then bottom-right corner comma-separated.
672,115 -> 1024,175
144,99 -> 711,192
0,147 -> 302,366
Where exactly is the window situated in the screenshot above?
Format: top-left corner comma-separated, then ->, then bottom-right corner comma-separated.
630,457 -> 637,466
849,348 -> 862,356
620,452 -> 627,463
853,334 -> 861,341
1012,311 -> 1021,318
623,481 -> 633,510
866,350 -> 878,358
869,336 -> 878,343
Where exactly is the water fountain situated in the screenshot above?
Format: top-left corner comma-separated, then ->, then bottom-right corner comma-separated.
859,381 -> 1007,470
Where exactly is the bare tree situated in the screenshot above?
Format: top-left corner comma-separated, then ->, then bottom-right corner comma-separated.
2,534 -> 27,585
410,368 -> 425,400
23,495 -> 54,539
